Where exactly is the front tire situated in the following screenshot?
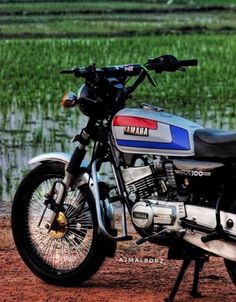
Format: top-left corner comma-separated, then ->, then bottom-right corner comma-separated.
11,162 -> 106,285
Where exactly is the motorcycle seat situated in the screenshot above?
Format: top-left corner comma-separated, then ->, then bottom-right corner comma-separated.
194,128 -> 236,158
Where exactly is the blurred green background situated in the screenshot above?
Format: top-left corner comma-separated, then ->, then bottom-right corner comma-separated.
0,0 -> 236,206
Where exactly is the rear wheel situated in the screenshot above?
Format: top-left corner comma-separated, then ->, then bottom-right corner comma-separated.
11,162 -> 106,285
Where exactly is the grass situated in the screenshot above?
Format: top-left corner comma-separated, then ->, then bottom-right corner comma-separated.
1,0 -> 236,202
1,11 -> 236,36
0,1 -> 189,12
1,34 -> 236,202
0,0 -> 235,37
0,0 -> 235,11
1,1 -> 235,11
1,35 -> 236,125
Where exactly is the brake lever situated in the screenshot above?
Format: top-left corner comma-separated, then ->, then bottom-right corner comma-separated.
142,65 -> 157,87
146,71 -> 157,87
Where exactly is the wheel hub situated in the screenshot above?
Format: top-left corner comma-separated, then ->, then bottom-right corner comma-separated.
50,212 -> 68,239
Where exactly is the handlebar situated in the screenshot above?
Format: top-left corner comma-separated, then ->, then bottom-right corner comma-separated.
60,55 -> 198,79
145,55 -> 198,73
178,59 -> 198,67
60,63 -> 142,78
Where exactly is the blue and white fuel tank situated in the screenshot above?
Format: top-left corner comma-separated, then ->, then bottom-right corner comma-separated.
112,107 -> 203,156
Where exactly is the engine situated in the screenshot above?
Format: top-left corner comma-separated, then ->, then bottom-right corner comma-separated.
123,161 -> 183,231
123,157 -> 225,232
123,159 -> 176,203
131,199 -> 185,230
122,165 -> 161,201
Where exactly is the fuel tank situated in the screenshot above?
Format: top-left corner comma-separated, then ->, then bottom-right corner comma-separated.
112,107 -> 203,156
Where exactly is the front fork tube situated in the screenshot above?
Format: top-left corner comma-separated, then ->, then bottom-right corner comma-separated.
46,132 -> 89,229
46,171 -> 73,229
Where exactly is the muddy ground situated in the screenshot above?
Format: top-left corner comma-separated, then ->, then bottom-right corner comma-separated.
1,214 -> 236,302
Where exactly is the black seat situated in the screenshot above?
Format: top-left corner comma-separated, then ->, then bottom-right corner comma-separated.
194,128 -> 236,158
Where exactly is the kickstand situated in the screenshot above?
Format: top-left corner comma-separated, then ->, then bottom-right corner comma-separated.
190,258 -> 205,298
164,257 -> 191,302
164,257 -> 206,302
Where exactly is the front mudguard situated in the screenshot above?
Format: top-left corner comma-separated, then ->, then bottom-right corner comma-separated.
28,152 -> 72,166
29,152 -> 116,257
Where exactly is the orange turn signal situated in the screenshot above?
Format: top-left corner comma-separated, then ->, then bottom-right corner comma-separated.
61,92 -> 77,108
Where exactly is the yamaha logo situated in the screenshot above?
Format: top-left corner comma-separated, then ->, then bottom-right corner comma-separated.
133,212 -> 149,219
124,126 -> 149,136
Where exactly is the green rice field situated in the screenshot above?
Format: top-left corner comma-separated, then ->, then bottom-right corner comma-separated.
0,0 -> 236,208
0,0 -> 236,37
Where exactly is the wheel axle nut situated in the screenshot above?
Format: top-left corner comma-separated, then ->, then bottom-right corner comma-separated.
45,223 -> 50,229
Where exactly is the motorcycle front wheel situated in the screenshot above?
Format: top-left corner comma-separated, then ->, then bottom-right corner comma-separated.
11,162 -> 106,285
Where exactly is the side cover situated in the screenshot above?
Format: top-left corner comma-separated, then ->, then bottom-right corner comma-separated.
112,108 -> 203,156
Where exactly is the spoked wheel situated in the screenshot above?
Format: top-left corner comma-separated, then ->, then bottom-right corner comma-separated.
11,162 -> 106,285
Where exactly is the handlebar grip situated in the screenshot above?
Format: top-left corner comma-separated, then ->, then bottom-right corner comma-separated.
146,56 -> 198,73
178,59 -> 198,67
60,68 -> 83,77
60,69 -> 76,74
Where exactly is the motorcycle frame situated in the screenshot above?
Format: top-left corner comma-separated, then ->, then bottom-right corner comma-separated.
90,132 -> 135,241
29,112 -> 143,242
29,115 -> 236,245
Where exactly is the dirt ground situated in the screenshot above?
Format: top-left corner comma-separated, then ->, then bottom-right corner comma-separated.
1,214 -> 236,302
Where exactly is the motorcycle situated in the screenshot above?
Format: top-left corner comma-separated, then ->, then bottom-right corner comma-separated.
11,55 -> 236,302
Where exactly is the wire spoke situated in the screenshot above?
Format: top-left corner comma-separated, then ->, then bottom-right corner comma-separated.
26,177 -> 94,272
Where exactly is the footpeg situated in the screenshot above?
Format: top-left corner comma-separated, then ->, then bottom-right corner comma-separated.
136,229 -> 172,245
201,225 -> 224,243
116,235 -> 133,241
